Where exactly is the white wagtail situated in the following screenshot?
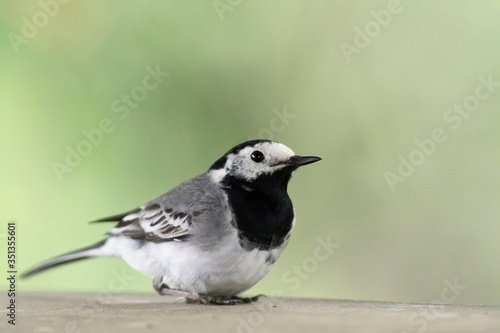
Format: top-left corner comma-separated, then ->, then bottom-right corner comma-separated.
23,140 -> 321,305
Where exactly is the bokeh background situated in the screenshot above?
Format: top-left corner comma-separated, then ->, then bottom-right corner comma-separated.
1,1 -> 499,306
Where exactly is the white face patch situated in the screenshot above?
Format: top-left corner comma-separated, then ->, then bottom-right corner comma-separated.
209,167 -> 226,183
220,142 -> 295,181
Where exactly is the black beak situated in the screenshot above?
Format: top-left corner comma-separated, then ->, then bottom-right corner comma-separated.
285,155 -> 322,167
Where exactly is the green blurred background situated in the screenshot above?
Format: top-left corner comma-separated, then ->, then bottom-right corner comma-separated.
1,1 -> 499,305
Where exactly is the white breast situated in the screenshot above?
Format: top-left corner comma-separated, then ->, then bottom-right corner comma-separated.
105,227 -> 291,296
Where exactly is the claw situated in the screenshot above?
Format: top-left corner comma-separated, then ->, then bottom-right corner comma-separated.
188,294 -> 265,305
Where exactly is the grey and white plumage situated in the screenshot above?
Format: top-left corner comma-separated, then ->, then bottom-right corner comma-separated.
23,140 -> 321,304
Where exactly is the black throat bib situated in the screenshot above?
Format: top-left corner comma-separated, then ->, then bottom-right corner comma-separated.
221,171 -> 295,251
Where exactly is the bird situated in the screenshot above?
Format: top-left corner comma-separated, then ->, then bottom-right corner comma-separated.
22,140 -> 321,305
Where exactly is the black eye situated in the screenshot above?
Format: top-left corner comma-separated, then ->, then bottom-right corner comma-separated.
251,150 -> 265,163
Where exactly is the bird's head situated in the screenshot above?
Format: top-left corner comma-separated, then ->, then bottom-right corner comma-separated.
209,140 -> 321,190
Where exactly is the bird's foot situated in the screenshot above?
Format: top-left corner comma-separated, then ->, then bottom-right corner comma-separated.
187,294 -> 265,305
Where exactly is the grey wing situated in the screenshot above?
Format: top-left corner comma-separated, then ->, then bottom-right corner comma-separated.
104,203 -> 200,243
92,174 -> 223,243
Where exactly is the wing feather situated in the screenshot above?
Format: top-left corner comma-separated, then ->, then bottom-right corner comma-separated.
92,174 -> 221,244
102,203 -> 199,243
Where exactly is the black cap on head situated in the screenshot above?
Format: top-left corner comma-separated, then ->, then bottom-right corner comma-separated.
209,140 -> 273,170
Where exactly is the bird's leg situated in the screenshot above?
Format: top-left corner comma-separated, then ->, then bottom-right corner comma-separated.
154,277 -> 265,305
152,276 -> 194,298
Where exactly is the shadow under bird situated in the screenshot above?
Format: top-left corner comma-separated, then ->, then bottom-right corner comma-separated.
23,140 -> 321,305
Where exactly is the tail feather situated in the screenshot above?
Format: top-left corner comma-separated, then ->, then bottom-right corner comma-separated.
21,239 -> 108,279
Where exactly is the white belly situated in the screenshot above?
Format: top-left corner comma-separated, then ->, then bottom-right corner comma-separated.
105,232 -> 288,296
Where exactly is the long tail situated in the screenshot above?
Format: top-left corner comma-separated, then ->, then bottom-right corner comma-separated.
21,239 -> 108,279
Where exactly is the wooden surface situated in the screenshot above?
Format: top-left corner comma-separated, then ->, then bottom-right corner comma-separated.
1,292 -> 499,333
